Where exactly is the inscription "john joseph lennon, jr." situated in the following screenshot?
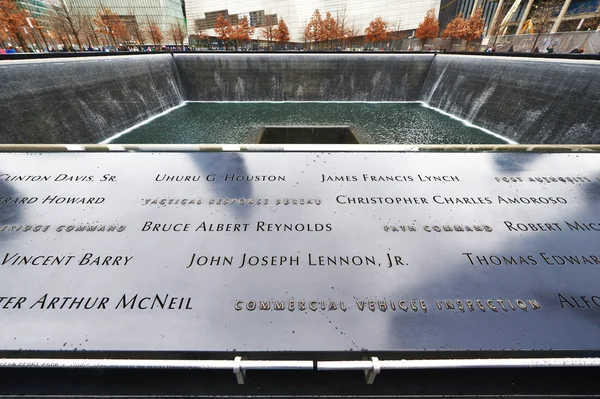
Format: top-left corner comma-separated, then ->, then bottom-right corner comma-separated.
186,253 -> 406,268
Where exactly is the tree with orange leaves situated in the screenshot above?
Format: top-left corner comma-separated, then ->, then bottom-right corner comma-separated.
93,7 -> 126,46
305,9 -> 324,47
230,15 -> 254,49
364,16 -> 389,46
415,9 -> 439,49
321,11 -> 338,48
0,0 -> 31,51
464,7 -> 484,47
214,13 -> 231,45
441,12 -> 466,51
274,17 -> 290,48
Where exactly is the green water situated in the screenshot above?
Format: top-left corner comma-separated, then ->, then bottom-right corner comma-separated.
110,102 -> 508,145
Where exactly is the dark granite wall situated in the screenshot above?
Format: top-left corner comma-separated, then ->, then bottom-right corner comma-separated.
420,55 -> 600,144
173,53 -> 434,101
0,54 -> 182,143
1,53 -> 599,144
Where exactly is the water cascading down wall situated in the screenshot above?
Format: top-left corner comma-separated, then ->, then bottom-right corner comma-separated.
0,53 -> 598,144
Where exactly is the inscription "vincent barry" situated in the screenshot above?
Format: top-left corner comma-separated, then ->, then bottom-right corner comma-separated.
1,253 -> 133,266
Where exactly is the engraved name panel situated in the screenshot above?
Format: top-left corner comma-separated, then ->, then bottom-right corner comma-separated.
0,152 -> 598,352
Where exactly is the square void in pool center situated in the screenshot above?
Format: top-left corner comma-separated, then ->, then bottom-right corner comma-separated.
109,102 -> 508,145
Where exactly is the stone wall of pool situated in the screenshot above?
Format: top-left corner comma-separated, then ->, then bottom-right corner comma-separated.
0,53 -> 598,144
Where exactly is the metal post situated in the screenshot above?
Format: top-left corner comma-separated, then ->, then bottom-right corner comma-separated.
471,0 -> 480,17
517,0 -> 535,34
551,0 -> 572,33
487,0 -> 505,37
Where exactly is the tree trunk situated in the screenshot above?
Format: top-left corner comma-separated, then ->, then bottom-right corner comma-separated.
15,31 -> 29,52
531,32 -> 541,52
37,27 -> 49,50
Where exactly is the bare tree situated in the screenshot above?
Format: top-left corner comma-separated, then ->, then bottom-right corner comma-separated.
348,20 -> 360,48
127,11 -> 145,46
48,0 -> 84,50
144,16 -> 163,47
488,1 -> 511,47
168,20 -> 186,48
260,14 -> 276,49
530,0 -> 563,52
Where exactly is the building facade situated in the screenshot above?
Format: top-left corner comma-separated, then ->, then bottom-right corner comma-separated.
187,0 -> 442,43
68,0 -> 186,45
440,0 -> 600,36
18,0 -> 55,19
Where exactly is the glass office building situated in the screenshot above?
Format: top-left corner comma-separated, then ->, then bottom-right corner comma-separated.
187,0 -> 441,42
68,0 -> 186,44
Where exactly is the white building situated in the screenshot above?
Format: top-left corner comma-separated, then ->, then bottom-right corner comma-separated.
188,0 -> 441,42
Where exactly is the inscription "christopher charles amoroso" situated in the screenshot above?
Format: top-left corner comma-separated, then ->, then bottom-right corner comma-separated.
335,195 -> 568,205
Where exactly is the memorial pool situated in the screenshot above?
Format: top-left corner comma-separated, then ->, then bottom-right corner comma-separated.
106,102 -> 511,145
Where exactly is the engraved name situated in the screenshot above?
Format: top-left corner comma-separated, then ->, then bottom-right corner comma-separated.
335,195 -> 567,205
0,294 -> 192,310
0,174 -> 117,182
186,253 -> 405,268
155,174 -> 285,182
141,221 -> 332,232
463,252 -> 600,266
1,253 -> 133,266
0,196 -> 105,205
504,220 -> 600,232
320,174 -> 460,183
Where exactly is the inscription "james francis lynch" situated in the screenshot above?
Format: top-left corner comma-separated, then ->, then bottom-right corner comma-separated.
320,174 -> 460,183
